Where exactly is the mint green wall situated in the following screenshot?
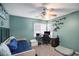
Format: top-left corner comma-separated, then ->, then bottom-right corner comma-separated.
52,11 -> 79,52
10,15 -> 46,40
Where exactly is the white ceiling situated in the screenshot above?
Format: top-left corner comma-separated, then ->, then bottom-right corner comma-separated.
2,3 -> 79,20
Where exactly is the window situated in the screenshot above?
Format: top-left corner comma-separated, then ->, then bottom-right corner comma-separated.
34,23 -> 53,38
34,23 -> 46,37
47,23 -> 53,38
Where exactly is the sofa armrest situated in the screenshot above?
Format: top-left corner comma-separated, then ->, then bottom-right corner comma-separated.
13,49 -> 35,56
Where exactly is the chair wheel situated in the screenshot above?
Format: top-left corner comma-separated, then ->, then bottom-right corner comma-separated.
35,54 -> 38,56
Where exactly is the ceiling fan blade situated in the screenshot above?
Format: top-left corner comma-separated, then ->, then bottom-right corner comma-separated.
54,8 -> 68,11
51,14 -> 57,16
30,6 -> 47,13
48,8 -> 71,12
47,8 -> 54,11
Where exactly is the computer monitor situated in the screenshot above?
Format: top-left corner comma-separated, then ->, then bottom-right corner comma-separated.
44,31 -> 50,35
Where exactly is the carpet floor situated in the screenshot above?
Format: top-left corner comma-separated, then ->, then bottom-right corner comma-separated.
32,44 -> 63,56
32,44 -> 79,56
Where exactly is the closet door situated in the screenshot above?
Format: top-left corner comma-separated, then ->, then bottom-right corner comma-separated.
0,27 -> 1,44
1,28 -> 6,43
1,28 -> 10,43
6,28 -> 10,39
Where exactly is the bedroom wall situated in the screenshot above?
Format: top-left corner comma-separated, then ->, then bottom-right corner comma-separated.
10,15 -> 47,40
52,11 -> 79,52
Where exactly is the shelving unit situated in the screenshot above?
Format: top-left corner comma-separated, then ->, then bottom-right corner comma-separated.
0,4 -> 10,44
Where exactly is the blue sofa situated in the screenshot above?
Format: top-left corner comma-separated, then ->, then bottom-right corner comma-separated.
8,40 -> 32,55
5,37 -> 35,56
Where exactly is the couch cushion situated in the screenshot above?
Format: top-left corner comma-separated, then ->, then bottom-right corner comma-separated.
7,38 -> 17,52
55,46 -> 74,56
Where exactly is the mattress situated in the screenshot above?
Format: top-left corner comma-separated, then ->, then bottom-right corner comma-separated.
55,46 -> 74,56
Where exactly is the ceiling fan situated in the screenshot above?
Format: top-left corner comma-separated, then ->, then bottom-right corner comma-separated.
40,7 -> 57,18
31,3 -> 57,19
37,4 -> 57,20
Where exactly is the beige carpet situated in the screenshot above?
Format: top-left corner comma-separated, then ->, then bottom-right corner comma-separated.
32,44 -> 63,56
